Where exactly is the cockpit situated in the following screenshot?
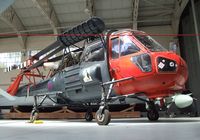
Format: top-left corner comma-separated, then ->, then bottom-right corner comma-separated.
109,30 -> 170,73
111,35 -> 141,59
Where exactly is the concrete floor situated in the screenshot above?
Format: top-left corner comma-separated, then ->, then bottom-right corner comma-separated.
0,118 -> 200,140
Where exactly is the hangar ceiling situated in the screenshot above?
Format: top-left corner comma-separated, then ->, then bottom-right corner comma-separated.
0,0 -> 180,33
0,0 -> 189,48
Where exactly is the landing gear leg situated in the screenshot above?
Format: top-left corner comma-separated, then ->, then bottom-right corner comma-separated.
30,96 -> 39,123
95,108 -> 111,125
30,109 -> 39,123
95,83 -> 113,125
146,101 -> 159,121
30,94 -> 56,123
85,108 -> 93,122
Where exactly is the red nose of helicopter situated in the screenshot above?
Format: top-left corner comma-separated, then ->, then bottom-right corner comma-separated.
170,52 -> 188,90
153,51 -> 188,91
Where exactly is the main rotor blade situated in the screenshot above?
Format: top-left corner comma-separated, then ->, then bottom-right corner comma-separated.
32,41 -> 61,60
25,17 -> 105,71
47,48 -> 83,63
24,45 -> 64,71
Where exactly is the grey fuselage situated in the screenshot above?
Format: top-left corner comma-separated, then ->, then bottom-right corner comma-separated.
16,40 -> 112,105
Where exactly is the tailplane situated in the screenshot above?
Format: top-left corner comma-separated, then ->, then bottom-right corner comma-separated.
0,88 -> 16,101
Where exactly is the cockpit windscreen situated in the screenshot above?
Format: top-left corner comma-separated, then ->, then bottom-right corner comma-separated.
133,32 -> 167,52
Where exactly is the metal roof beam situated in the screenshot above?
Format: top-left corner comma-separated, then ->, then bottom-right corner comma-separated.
142,0 -> 173,10
132,0 -> 139,29
32,0 -> 60,34
0,6 -> 27,49
85,0 -> 95,17
0,17 -> 173,34
171,0 -> 189,34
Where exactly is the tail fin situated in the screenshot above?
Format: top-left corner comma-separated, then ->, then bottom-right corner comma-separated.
0,88 -> 16,101
7,74 -> 23,96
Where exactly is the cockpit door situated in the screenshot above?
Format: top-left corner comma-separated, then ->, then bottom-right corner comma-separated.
109,35 -> 141,77
109,37 -> 121,79
108,35 -> 142,94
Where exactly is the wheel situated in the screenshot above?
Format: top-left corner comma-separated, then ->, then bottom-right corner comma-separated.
95,109 -> 111,125
147,109 -> 159,121
85,112 -> 93,122
30,110 -> 39,123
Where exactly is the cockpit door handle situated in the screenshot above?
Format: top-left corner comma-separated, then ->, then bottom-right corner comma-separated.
112,67 -> 120,72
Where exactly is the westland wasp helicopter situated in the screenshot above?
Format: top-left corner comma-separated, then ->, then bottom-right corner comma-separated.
0,17 -> 193,125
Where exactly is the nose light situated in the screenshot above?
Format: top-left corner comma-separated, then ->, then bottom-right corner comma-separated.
169,62 -> 175,67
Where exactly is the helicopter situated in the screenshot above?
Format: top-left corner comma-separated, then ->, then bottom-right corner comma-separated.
0,17 -> 193,125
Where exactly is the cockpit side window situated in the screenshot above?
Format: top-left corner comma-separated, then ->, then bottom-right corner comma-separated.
111,37 -> 120,59
120,36 -> 140,56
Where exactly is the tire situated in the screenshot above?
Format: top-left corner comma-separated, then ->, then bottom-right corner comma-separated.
85,112 -> 93,122
30,110 -> 39,123
95,109 -> 111,125
147,110 -> 159,121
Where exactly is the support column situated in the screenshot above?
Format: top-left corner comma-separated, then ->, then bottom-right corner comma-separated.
132,0 -> 139,30
191,0 -> 200,57
191,0 -> 200,114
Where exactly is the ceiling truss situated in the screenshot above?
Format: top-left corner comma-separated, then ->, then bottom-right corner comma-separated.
85,0 -> 95,17
32,0 -> 60,34
0,6 -> 27,49
132,0 -> 139,29
172,0 -> 189,34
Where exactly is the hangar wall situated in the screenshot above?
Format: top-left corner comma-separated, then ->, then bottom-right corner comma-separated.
0,36 -> 56,90
179,0 -> 200,111
139,25 -> 174,49
0,38 -> 22,52
0,36 -> 56,53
